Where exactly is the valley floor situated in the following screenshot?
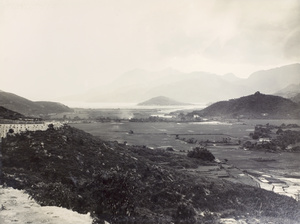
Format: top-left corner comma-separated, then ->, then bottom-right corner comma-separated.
208,145 -> 300,200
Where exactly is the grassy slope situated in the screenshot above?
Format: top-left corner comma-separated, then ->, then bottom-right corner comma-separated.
190,92 -> 300,119
0,91 -> 73,116
2,125 -> 300,223
35,101 -> 74,114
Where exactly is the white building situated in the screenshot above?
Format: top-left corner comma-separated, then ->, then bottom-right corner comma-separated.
0,122 -> 63,138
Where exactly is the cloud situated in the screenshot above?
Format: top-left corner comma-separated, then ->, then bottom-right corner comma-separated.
284,28 -> 300,60
0,0 -> 299,100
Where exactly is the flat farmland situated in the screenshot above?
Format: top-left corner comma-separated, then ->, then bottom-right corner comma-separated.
71,119 -> 300,199
70,119 -> 300,148
71,121 -> 249,146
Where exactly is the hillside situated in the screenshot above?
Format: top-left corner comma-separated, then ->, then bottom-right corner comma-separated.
3,125 -> 300,223
0,106 -> 24,120
244,64 -> 300,94
142,73 -> 249,103
274,83 -> 300,99
138,96 -> 189,106
189,92 -> 300,119
35,101 -> 74,113
291,93 -> 300,104
0,91 -> 73,116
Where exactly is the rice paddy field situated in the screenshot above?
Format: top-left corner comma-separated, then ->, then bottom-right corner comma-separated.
70,119 -> 300,147
71,118 -> 300,200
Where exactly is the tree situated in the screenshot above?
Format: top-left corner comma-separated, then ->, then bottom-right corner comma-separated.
187,147 -> 215,161
48,124 -> 54,130
276,128 -> 283,135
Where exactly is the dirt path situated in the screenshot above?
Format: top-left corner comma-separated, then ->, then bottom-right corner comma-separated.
0,186 -> 93,224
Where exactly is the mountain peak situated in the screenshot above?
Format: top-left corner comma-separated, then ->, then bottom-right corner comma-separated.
254,91 -> 261,95
221,73 -> 241,82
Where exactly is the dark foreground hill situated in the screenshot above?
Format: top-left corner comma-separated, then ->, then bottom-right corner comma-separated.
0,106 -> 24,120
138,96 -> 190,106
2,125 -> 300,223
0,91 -> 73,116
189,92 -> 300,119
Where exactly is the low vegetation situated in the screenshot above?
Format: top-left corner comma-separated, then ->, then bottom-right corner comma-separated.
245,123 -> 300,152
187,147 -> 215,161
2,125 -> 300,223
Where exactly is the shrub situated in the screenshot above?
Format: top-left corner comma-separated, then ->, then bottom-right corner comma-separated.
187,147 -> 215,161
166,147 -> 174,151
174,203 -> 196,224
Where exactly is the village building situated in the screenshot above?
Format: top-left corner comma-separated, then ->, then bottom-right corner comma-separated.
258,137 -> 271,143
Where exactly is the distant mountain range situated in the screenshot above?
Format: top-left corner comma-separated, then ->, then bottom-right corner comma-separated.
138,96 -> 190,106
0,91 -> 73,116
60,63 -> 300,104
188,92 -> 300,119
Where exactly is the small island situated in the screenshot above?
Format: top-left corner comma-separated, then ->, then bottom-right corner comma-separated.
138,96 -> 191,106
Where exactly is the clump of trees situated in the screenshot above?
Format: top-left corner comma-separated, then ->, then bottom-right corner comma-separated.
249,124 -> 272,140
275,130 -> 300,151
187,147 -> 215,161
246,124 -> 300,152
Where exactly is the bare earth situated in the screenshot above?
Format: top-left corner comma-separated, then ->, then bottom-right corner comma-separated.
0,186 -> 92,224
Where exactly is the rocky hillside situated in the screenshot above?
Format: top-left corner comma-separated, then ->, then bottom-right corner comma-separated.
0,91 -> 73,116
189,92 -> 300,119
0,106 -> 24,120
2,125 -> 300,223
138,96 -> 189,106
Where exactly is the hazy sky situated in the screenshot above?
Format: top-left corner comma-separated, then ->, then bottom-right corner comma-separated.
0,0 -> 299,101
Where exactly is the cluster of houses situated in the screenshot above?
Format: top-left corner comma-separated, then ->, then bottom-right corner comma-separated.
0,122 -> 63,139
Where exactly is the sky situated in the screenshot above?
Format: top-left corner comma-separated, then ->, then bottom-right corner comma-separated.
0,0 -> 299,101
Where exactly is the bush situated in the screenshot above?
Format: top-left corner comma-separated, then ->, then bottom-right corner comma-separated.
166,147 -> 174,151
174,203 -> 196,224
187,147 -> 215,161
